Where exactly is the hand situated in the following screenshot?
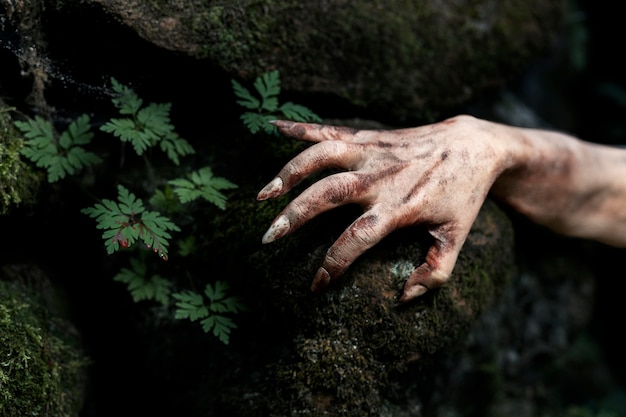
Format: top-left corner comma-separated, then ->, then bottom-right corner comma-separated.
257,115 -> 513,302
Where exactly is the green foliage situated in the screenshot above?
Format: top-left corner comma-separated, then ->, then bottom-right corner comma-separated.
113,257 -> 172,305
168,166 -> 238,209
100,78 -> 195,164
177,235 -> 197,257
149,185 -> 185,214
81,184 -> 180,260
13,77 -> 246,344
173,281 -> 245,344
232,69 -> 322,135
15,114 -> 101,182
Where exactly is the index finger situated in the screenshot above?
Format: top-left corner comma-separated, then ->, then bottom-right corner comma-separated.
271,120 -> 361,143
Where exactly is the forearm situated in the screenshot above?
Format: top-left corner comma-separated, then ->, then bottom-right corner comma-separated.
491,123 -> 626,247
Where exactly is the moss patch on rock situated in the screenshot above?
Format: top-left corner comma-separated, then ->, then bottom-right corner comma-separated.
88,0 -> 563,122
216,195 -> 515,416
0,108 -> 40,215
0,275 -> 89,417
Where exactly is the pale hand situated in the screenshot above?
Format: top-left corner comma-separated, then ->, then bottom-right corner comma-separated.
257,115 -> 513,302
258,115 -> 626,302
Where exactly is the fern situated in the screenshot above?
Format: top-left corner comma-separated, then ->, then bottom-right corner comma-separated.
16,114 -> 102,182
173,281 -> 245,344
113,257 -> 172,305
232,70 -> 322,135
176,235 -> 196,257
149,185 -> 185,214
81,184 -> 180,260
101,78 -> 195,164
168,166 -> 238,210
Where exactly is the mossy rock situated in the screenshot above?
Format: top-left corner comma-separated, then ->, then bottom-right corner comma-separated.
215,196 -> 515,416
83,0 -> 562,121
0,107 -> 40,215
0,266 -> 89,417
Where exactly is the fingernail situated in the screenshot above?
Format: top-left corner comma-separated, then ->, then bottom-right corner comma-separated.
257,177 -> 283,201
272,120 -> 295,130
261,215 -> 290,244
311,267 -> 330,293
398,284 -> 428,303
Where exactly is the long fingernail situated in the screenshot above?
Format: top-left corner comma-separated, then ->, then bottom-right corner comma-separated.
398,284 -> 428,303
257,177 -> 283,201
261,215 -> 290,244
270,120 -> 294,129
311,267 -> 330,293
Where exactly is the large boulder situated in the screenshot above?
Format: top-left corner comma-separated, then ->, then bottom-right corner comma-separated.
3,0 -> 563,122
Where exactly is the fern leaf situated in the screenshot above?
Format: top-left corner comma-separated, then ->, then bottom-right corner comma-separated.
255,70 -> 281,112
205,281 -> 245,314
66,147 -> 102,170
159,133 -> 195,166
15,116 -> 54,141
137,103 -> 173,137
231,79 -> 260,110
100,118 -> 138,141
149,186 -> 185,214
113,259 -> 172,305
117,184 -> 145,215
82,185 -> 178,258
177,235 -> 196,257
200,315 -> 236,344
64,114 -> 94,146
110,78 -> 143,115
169,167 -> 237,209
205,280 -> 228,302
137,210 -> 181,259
280,102 -> 323,123
173,291 -> 209,321
17,114 -> 100,182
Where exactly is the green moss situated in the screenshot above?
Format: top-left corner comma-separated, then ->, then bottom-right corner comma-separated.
0,280 -> 88,417
0,108 -> 40,215
232,198 -> 516,416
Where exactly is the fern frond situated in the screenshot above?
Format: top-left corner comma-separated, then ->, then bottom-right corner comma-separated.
231,79 -> 260,110
15,116 -> 54,141
233,70 -> 321,136
113,258 -> 172,305
173,291 -> 208,321
137,103 -> 173,137
159,133 -> 195,166
16,114 -> 101,182
205,281 -> 245,314
81,184 -> 180,259
280,102 -> 323,123
255,70 -> 281,112
173,281 -> 245,344
240,112 -> 275,135
200,315 -> 237,345
168,166 -> 238,209
110,77 -> 143,115
102,78 -> 196,164
149,186 -> 184,214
